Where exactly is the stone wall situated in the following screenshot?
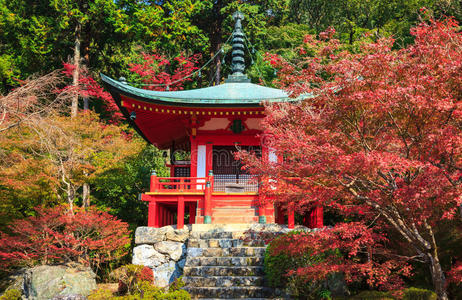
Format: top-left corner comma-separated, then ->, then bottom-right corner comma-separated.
133,226 -> 190,288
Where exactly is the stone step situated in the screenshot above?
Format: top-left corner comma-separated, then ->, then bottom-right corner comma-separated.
187,247 -> 266,258
185,256 -> 264,267
183,266 -> 264,277
184,286 -> 275,299
190,230 -> 283,240
183,275 -> 265,287
187,238 -> 266,248
190,231 -> 234,239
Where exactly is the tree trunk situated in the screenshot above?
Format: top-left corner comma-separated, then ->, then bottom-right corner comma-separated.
215,53 -> 222,85
67,184 -> 75,214
428,253 -> 449,300
210,1 -> 223,85
82,182 -> 90,208
71,23 -> 81,118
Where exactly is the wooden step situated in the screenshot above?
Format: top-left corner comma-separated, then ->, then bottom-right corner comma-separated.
211,208 -> 258,217
212,216 -> 259,224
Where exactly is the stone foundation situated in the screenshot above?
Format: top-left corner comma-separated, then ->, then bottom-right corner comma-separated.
133,224 -> 310,290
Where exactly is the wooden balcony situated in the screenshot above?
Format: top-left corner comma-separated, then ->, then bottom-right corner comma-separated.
140,171 -> 322,229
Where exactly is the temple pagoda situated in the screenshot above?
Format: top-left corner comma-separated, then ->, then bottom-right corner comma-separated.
101,12 -> 323,230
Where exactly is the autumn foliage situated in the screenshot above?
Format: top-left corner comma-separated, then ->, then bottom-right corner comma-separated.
241,17 -> 461,299
0,205 -> 130,272
62,63 -> 121,121
269,224 -> 411,291
129,52 -> 201,91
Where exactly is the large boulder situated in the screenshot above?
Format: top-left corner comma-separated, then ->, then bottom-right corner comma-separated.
166,228 -> 189,243
154,241 -> 185,261
22,265 -> 97,300
132,244 -> 167,268
135,226 -> 174,244
152,261 -> 181,288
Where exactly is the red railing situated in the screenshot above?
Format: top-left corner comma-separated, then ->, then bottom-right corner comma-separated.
147,171 -> 214,229
150,176 -> 208,193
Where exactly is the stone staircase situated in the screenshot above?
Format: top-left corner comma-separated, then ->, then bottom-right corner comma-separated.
183,229 -> 282,299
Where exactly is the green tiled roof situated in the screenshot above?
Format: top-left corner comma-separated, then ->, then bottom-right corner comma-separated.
100,74 -> 297,105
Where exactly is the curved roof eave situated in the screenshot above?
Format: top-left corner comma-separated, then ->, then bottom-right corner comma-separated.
100,73 -> 300,106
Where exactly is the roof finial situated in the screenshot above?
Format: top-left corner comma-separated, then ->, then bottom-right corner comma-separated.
226,11 -> 250,83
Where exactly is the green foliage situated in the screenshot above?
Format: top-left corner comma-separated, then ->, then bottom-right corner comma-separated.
349,290 -> 394,300
88,279 -> 191,300
286,0 -> 462,46
161,289 -> 190,300
401,287 -> 437,300
264,23 -> 314,57
264,232 -> 330,298
168,277 -> 186,293
88,288 -> 114,300
0,289 -> 21,300
264,243 -> 295,287
0,0 -> 206,92
91,144 -> 167,228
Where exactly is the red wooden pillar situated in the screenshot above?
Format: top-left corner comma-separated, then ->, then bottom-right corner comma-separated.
189,203 -> 196,224
163,206 -> 168,226
308,205 -> 324,228
288,205 -> 295,229
158,205 -> 163,227
206,143 -> 213,177
208,170 -> 214,192
259,146 -> 269,224
148,201 -> 158,227
177,196 -> 185,229
190,137 -> 197,177
204,181 -> 212,224
275,205 -> 284,224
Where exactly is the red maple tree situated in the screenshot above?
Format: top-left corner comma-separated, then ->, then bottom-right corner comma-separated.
0,205 -> 130,273
128,52 -> 201,91
63,63 -> 121,121
241,17 -> 461,299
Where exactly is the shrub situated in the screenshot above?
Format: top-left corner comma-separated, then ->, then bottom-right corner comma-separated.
110,264 -> 153,294
161,289 -> 191,300
401,287 -> 437,300
264,231 -> 331,298
138,266 -> 154,283
88,288 -> 114,300
350,290 -> 394,300
349,288 -> 437,300
0,289 -> 21,300
0,205 -> 130,273
264,231 -> 312,287
168,277 -> 186,293
88,280 -> 191,300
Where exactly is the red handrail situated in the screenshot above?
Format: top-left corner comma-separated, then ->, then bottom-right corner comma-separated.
150,176 -> 208,193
